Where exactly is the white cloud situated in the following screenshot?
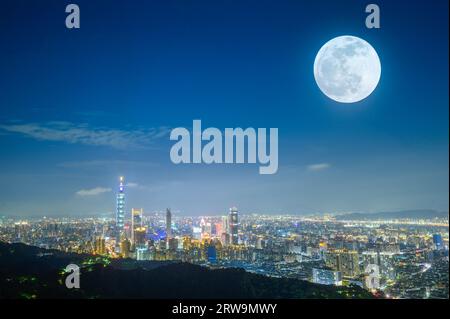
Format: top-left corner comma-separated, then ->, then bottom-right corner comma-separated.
307,163 -> 331,172
126,182 -> 139,188
0,121 -> 171,150
76,187 -> 112,196
124,182 -> 163,192
58,160 -> 159,169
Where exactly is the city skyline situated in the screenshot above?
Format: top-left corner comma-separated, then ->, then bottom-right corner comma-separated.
0,167 -> 447,299
1,207 -> 448,299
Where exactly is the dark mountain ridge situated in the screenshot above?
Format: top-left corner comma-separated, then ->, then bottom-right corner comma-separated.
0,242 -> 374,299
335,209 -> 448,221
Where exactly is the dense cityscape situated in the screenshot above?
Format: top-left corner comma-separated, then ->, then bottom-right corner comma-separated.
0,176 -> 448,299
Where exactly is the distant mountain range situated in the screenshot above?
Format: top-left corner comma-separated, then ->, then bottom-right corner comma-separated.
335,209 -> 448,221
0,242 -> 374,299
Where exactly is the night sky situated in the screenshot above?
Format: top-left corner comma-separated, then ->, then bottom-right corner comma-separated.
0,0 -> 448,216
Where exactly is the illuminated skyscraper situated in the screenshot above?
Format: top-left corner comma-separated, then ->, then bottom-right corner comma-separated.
221,216 -> 230,245
229,207 -> 239,245
131,208 -> 143,247
134,227 -> 147,248
168,237 -> 178,251
364,264 -> 381,290
207,244 -> 217,263
433,234 -> 443,250
166,208 -> 172,240
120,237 -> 131,258
94,237 -> 106,255
221,216 -> 229,234
312,268 -> 342,286
116,176 -> 125,241
325,250 -> 360,278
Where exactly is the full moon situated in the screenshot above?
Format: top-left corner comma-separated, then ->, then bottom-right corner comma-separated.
313,35 -> 381,103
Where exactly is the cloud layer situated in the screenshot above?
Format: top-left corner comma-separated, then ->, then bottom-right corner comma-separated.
0,121 -> 171,149
76,187 -> 112,196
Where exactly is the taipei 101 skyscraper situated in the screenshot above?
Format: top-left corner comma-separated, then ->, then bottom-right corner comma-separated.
116,176 -> 125,242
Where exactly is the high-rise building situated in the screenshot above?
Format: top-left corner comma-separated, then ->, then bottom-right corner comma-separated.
168,237 -> 178,251
256,236 -> 264,249
94,237 -> 106,255
362,251 -> 396,281
433,234 -> 443,250
120,237 -> 131,258
116,176 -> 126,241
193,227 -> 202,240
312,268 -> 342,286
131,208 -> 143,247
325,250 -> 360,278
166,208 -> 172,240
134,227 -> 147,248
207,244 -> 217,263
221,216 -> 229,234
229,207 -> 239,245
364,264 -> 381,290
136,247 -> 150,261
214,223 -> 222,237
221,232 -> 231,246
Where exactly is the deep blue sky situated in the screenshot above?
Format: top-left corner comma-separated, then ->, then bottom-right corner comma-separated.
0,0 -> 448,216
